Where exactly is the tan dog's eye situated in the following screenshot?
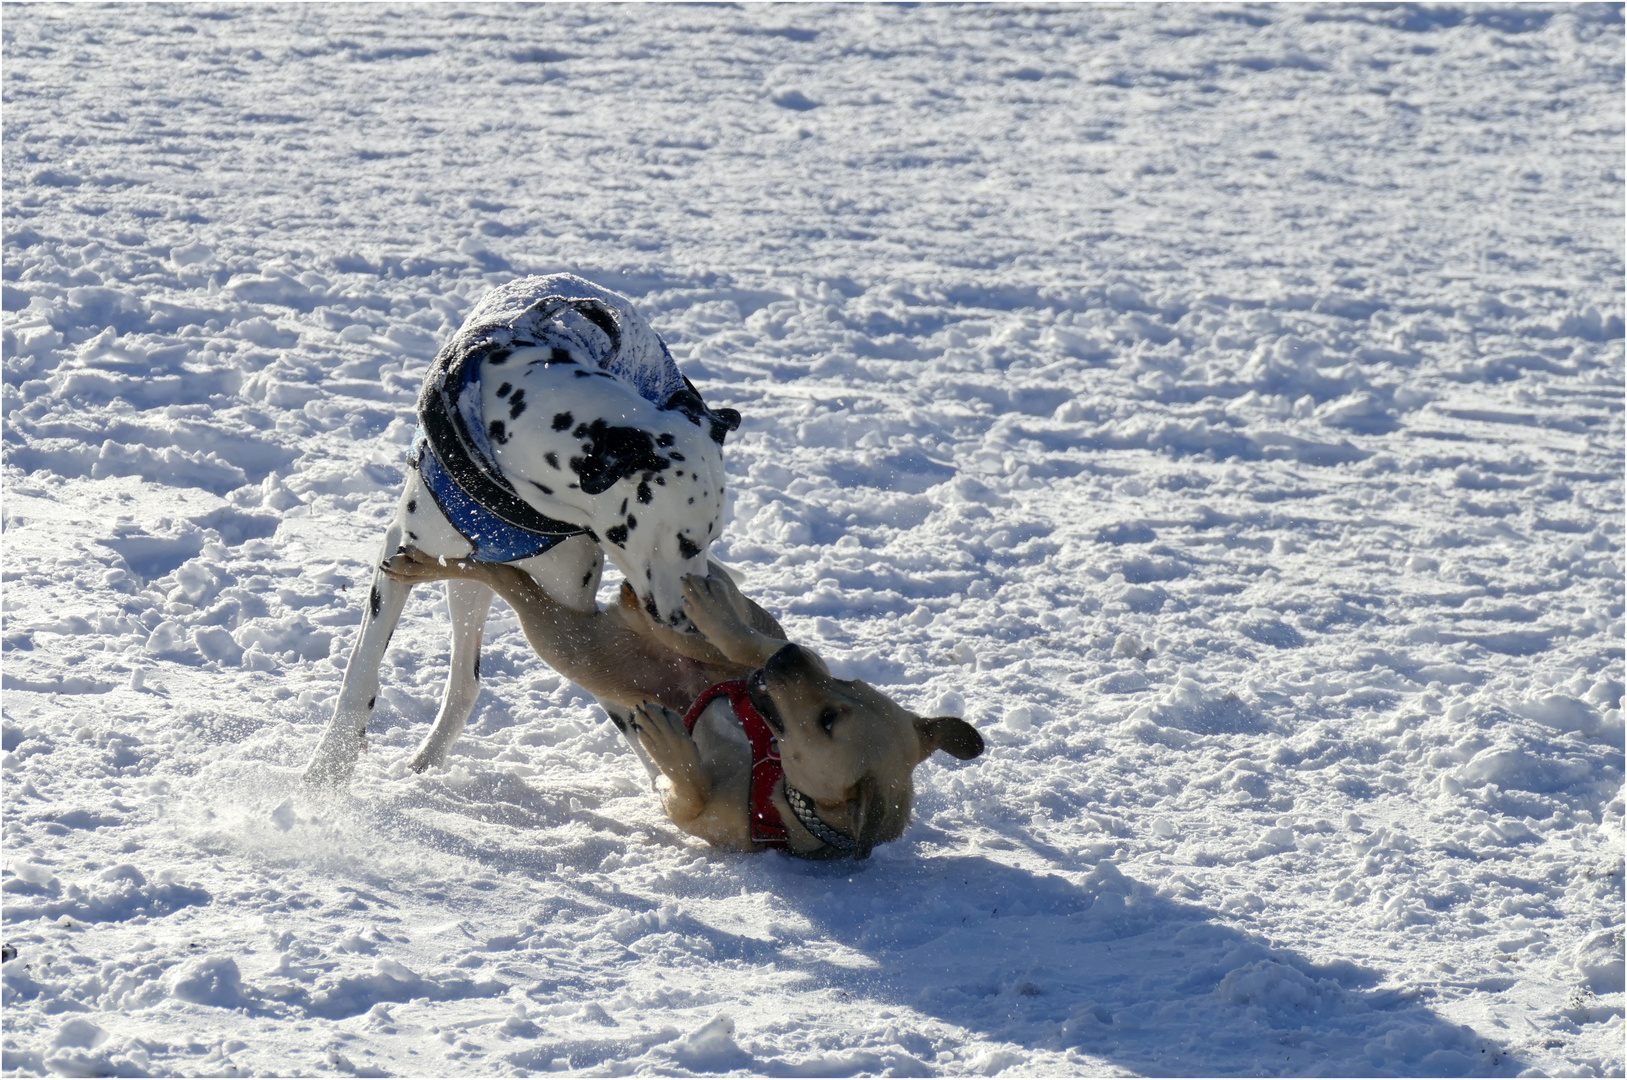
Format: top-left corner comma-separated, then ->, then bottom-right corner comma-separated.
819,707 -> 840,735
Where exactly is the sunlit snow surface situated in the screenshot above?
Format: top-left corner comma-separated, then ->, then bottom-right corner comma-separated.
3,5 -> 1623,1077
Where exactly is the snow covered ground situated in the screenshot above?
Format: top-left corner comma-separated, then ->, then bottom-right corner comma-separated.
3,4 -> 1623,1076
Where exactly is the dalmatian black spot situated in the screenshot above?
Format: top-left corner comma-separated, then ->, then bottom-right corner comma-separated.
574,369 -> 592,378
568,419 -> 671,496
637,481 -> 652,504
619,498 -> 628,515
531,480 -> 554,496
677,534 -> 701,560
406,530 -> 418,541
473,654 -> 481,680
626,514 -> 638,531
508,390 -> 526,419
368,696 -> 376,709
369,584 -> 381,618
550,347 -> 575,364
655,476 -> 665,486
553,411 -> 573,431
606,524 -> 629,547
488,419 -> 508,444
496,382 -> 512,398
545,452 -> 559,469
644,595 -> 661,621
581,570 -> 594,586
487,347 -> 512,366
645,567 -> 652,580
670,451 -> 686,462
657,432 -> 675,448
406,499 -> 417,514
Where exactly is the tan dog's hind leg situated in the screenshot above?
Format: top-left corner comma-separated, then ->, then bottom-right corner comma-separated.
630,701 -> 753,850
629,703 -> 709,821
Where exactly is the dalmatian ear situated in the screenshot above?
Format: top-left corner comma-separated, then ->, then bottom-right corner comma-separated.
664,380 -> 741,446
710,407 -> 742,444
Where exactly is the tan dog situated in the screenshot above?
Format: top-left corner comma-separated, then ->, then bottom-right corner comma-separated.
381,550 -> 984,859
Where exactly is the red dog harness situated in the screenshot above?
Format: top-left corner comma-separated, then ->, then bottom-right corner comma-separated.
680,679 -> 789,850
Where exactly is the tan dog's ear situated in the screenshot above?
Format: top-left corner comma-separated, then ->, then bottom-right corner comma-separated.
848,774 -> 880,860
914,716 -> 984,762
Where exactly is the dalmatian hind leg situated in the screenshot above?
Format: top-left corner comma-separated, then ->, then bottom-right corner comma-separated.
406,535 -> 605,773
303,469 -> 605,786
403,577 -> 492,774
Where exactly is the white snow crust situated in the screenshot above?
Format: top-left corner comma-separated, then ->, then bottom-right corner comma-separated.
2,5 -> 1623,1077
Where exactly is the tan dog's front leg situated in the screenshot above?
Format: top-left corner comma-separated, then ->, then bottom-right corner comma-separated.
615,583 -> 734,666
614,561 -> 786,666
680,574 -> 787,668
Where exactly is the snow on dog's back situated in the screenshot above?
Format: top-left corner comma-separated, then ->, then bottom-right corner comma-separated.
420,274 -> 737,625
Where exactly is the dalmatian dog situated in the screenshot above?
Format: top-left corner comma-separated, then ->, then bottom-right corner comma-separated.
303,275 -> 739,787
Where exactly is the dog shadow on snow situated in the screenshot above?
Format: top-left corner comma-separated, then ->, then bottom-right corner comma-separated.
740,844 -> 1525,1078
318,764 -> 1526,1080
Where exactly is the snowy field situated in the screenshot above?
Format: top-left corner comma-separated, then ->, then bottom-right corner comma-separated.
3,4 -> 1624,1077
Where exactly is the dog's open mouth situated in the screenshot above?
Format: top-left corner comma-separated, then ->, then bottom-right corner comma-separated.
746,667 -> 786,736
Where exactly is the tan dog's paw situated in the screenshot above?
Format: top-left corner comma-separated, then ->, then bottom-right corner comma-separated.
631,702 -> 709,819
382,548 -> 513,588
631,702 -> 700,775
702,560 -> 752,612
681,573 -> 777,666
616,582 -> 733,665
382,547 -> 470,583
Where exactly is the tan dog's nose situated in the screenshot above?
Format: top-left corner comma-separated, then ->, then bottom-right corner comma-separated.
764,642 -> 807,675
764,642 -> 824,679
